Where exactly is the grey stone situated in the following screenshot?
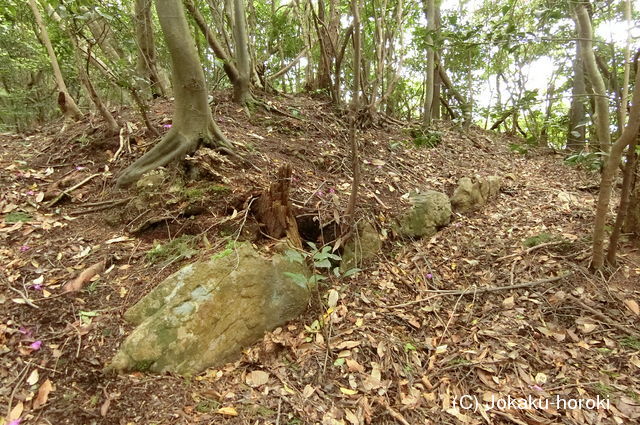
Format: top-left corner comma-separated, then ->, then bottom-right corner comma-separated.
340,222 -> 382,272
450,176 -> 501,213
105,243 -> 311,375
395,190 -> 452,238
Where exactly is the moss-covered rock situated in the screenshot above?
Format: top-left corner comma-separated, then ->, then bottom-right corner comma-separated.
394,190 -> 451,238
105,243 -> 311,375
450,176 -> 501,213
340,222 -> 382,271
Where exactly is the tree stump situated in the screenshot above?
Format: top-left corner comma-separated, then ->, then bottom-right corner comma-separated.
254,164 -> 302,248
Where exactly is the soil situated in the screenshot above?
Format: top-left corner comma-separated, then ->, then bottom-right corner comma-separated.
1,91 -> 639,425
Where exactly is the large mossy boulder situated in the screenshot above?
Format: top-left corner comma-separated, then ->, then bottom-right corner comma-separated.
450,176 -> 501,213
340,222 -> 382,272
106,243 -> 311,375
394,190 -> 452,238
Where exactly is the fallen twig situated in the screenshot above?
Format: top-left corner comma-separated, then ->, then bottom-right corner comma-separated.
46,173 -> 102,207
567,294 -> 640,337
69,198 -> 132,216
385,272 -> 572,309
496,241 -> 566,261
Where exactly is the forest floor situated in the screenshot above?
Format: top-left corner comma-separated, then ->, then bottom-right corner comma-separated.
1,92 -> 640,425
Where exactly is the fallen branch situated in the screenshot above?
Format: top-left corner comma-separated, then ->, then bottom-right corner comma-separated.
70,198 -> 132,216
496,241 -> 566,261
46,173 -> 102,207
385,272 -> 572,309
567,294 -> 640,337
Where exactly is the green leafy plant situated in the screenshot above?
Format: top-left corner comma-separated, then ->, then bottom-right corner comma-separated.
283,242 -> 360,289
564,151 -> 607,171
410,128 -> 442,148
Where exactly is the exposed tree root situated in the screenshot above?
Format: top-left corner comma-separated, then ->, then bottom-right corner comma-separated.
116,129 -> 200,188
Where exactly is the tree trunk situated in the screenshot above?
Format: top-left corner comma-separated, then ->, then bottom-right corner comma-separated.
344,0 -> 361,225
44,4 -> 119,134
567,32 -> 587,151
27,0 -> 82,120
135,0 -> 167,98
574,3 -> 610,152
591,52 -> 640,270
422,0 -> 436,127
184,0 -> 239,86
231,0 -> 252,104
117,0 -> 231,187
606,135 -> 638,264
619,0 -> 632,128
624,163 -> 640,239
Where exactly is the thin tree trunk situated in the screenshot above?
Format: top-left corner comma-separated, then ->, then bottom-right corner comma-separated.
606,135 -> 638,264
422,0 -> 436,127
184,0 -> 239,85
44,4 -> 119,134
232,0 -> 252,104
619,0 -> 632,128
591,52 -> 640,270
574,3 -> 610,153
27,0 -> 82,120
344,0 -> 361,225
567,33 -> 587,151
135,0 -> 167,98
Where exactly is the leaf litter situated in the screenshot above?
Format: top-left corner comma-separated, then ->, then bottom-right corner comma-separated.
0,94 -> 639,424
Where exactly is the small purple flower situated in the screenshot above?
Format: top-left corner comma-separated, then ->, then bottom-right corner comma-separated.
19,245 -> 30,252
425,273 -> 433,280
316,190 -> 325,198
530,385 -> 544,391
75,166 -> 85,171
8,419 -> 22,425
30,284 -> 42,291
163,124 -> 172,128
29,340 -> 42,350
329,188 -> 336,194
27,190 -> 35,196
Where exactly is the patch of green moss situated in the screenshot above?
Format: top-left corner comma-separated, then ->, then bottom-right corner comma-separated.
591,382 -> 614,398
523,232 -> 554,247
207,184 -> 231,194
5,211 -> 32,223
195,399 -> 220,413
244,405 -> 277,418
183,188 -> 205,200
133,359 -> 154,371
146,235 -> 199,264
620,337 -> 640,350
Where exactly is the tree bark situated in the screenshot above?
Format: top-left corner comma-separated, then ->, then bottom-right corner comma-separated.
231,0 -> 252,104
574,3 -> 610,153
619,0 -> 632,128
28,0 -> 82,120
117,0 -> 230,187
591,52 -> 640,270
422,0 -> 436,127
344,0 -> 361,225
567,31 -> 587,151
254,164 -> 302,248
606,135 -> 638,264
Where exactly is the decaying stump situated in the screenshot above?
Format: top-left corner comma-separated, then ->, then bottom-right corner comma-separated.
254,164 -> 302,248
